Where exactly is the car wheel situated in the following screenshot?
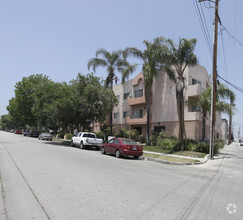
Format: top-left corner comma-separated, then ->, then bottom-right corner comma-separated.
80,142 -> 85,149
115,150 -> 121,158
134,156 -> 139,159
71,140 -> 75,147
101,147 -> 106,154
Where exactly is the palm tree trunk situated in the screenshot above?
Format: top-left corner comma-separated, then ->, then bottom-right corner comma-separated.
146,90 -> 151,146
110,79 -> 113,136
176,89 -> 184,150
202,112 -> 206,141
228,109 -> 232,145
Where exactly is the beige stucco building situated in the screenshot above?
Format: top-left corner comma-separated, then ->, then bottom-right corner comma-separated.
112,64 -> 222,141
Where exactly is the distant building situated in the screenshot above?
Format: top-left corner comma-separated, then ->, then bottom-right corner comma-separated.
112,64 -> 222,141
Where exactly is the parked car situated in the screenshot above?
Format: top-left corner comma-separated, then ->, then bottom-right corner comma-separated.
101,138 -> 143,159
39,133 -> 53,141
14,130 -> 22,135
28,130 -> 39,137
240,140 -> 243,146
23,130 -> 30,136
71,132 -> 103,149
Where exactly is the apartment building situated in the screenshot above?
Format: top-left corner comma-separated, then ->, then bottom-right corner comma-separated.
112,64 -> 222,141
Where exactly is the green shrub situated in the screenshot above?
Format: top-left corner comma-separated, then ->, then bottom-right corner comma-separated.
65,134 -> 74,140
59,133 -> 64,139
150,134 -> 158,146
158,138 -> 177,151
187,142 -> 197,151
158,131 -> 169,139
96,131 -> 104,140
139,134 -> 145,143
117,129 -> 127,138
126,130 -> 139,141
196,142 -> 209,153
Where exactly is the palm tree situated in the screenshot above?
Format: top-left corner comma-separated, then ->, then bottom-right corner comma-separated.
164,38 -> 198,149
124,37 -> 173,145
87,48 -> 134,136
217,84 -> 236,145
188,84 -> 235,143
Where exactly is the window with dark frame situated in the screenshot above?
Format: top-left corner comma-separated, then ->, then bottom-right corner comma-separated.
123,92 -> 130,100
134,109 -> 143,118
134,89 -> 143,98
123,111 -> 128,118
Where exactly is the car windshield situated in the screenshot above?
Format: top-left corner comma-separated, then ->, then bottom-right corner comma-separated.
83,133 -> 96,138
121,139 -> 138,145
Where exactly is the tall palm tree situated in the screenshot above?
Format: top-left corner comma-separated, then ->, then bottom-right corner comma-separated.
87,48 -> 134,136
124,37 -> 173,145
165,38 -> 198,149
217,84 -> 236,145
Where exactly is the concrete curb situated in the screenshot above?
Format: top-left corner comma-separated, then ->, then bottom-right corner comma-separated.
0,172 -> 7,220
142,154 -> 209,166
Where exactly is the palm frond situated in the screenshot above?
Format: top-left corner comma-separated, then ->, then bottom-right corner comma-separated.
87,58 -> 107,72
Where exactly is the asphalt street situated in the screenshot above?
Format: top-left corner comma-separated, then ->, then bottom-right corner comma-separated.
0,131 -> 242,220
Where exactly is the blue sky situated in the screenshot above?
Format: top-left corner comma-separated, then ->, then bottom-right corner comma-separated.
0,0 -> 243,136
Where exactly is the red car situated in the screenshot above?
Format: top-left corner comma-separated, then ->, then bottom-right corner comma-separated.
101,138 -> 143,159
15,130 -> 22,135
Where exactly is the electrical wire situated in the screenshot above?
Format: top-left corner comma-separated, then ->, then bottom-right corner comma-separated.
219,27 -> 228,79
192,0 -> 213,57
217,74 -> 243,94
221,24 -> 243,48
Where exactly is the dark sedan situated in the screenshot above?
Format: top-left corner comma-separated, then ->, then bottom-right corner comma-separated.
101,138 -> 143,159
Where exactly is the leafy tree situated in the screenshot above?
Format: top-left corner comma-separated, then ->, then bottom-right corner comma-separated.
124,37 -> 173,145
0,114 -> 13,130
87,49 -> 134,136
165,38 -> 198,149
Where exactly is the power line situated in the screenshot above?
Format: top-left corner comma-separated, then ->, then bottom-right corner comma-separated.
221,24 -> 243,48
217,74 -> 243,94
192,0 -> 213,57
219,27 -> 228,79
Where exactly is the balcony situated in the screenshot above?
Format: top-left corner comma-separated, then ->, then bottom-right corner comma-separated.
127,96 -> 146,106
187,84 -> 202,98
186,112 -> 201,121
126,113 -> 151,125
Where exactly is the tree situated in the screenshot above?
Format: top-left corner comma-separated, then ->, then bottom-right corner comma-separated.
165,38 -> 198,149
188,84 -> 235,142
217,84 -> 235,145
124,37 -> 173,145
87,49 -> 134,135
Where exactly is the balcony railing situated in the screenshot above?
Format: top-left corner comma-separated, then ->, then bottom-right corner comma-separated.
126,113 -> 151,125
127,94 -> 152,106
187,84 -> 202,97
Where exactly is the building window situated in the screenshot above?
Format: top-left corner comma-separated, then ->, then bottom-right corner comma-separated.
133,126 -> 142,134
123,92 -> 130,100
134,109 -> 143,118
154,126 -> 165,133
114,112 -> 119,119
191,105 -> 200,112
116,95 -> 120,101
123,111 -> 128,118
192,78 -> 201,85
135,89 -> 143,98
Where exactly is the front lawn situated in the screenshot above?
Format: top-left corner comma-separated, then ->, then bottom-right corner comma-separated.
143,153 -> 200,163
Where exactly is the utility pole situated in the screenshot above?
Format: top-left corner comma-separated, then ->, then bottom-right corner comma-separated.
199,0 -> 219,159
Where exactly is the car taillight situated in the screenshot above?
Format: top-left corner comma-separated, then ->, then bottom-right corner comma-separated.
123,145 -> 129,150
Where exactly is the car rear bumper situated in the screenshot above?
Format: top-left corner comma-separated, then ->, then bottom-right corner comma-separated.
121,149 -> 143,156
